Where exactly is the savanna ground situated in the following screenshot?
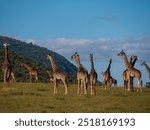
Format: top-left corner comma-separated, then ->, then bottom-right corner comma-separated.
0,82 -> 150,113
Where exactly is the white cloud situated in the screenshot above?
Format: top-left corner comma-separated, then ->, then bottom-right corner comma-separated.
22,35 -> 150,63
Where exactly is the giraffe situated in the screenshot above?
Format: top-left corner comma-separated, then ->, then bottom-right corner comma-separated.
117,50 -> 142,92
102,58 -> 112,89
2,42 -> 12,87
71,52 -> 88,95
89,54 -> 97,95
47,53 -> 68,95
123,55 -> 138,90
21,63 -> 39,83
141,61 -> 150,78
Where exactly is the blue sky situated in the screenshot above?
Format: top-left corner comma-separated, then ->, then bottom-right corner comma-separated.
0,0 -> 150,39
0,0 -> 150,85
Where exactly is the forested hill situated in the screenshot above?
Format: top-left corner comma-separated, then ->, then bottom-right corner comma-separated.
0,35 -> 77,82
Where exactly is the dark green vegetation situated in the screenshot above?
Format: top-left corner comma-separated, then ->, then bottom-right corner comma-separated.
145,82 -> 150,88
0,83 -> 150,113
0,50 -> 50,82
0,35 -> 76,82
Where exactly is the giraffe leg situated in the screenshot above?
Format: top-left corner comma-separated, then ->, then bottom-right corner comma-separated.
103,81 -> 106,89
35,76 -> 38,83
137,80 -> 139,92
77,79 -> 80,94
140,80 -> 143,92
11,72 -> 16,83
124,80 -> 128,90
90,83 -> 93,95
55,83 -> 58,94
130,77 -> 134,92
127,75 -> 131,92
137,79 -> 142,92
62,78 -> 68,95
127,82 -> 130,91
94,84 -> 96,95
64,83 -> 68,95
3,70 -> 7,88
105,81 -> 108,90
81,81 -> 84,95
53,78 -> 57,94
83,80 -> 87,95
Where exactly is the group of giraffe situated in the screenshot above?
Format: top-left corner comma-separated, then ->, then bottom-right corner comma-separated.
2,42 -> 39,86
71,52 -> 97,95
1,42 -> 150,95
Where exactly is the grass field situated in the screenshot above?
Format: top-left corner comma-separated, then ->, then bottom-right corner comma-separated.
0,82 -> 150,113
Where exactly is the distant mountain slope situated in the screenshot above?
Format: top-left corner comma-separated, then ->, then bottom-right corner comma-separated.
0,35 -> 77,74
0,35 -> 77,83
0,49 -> 49,82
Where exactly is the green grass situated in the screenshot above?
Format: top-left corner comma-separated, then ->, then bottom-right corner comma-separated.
0,82 -> 150,113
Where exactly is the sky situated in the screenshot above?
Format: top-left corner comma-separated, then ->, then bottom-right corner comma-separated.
0,0 -> 150,86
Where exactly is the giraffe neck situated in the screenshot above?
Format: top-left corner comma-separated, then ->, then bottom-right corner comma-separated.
90,60 -> 95,72
144,64 -> 150,75
23,64 -> 32,71
48,56 -> 59,71
4,46 -> 9,62
129,56 -> 133,64
131,59 -> 137,66
123,54 -> 132,69
107,60 -> 111,71
74,56 -> 81,68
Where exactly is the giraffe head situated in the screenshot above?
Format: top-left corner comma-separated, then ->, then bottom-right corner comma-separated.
47,53 -> 52,59
71,52 -> 79,61
109,58 -> 112,64
3,42 -> 10,48
117,50 -> 125,57
89,53 -> 93,60
141,61 -> 146,66
131,55 -> 138,61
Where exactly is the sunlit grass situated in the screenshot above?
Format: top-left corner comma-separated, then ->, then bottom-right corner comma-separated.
0,82 -> 150,113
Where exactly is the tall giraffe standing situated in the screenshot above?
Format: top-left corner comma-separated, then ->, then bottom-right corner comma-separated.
89,54 -> 97,95
71,52 -> 88,95
123,55 -> 138,90
21,63 -> 39,83
2,42 -> 12,87
141,62 -> 150,78
47,53 -> 68,95
102,58 -> 112,89
117,50 -> 142,92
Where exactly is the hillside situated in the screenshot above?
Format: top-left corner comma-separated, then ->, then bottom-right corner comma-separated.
0,35 -> 77,82
0,35 -> 76,74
